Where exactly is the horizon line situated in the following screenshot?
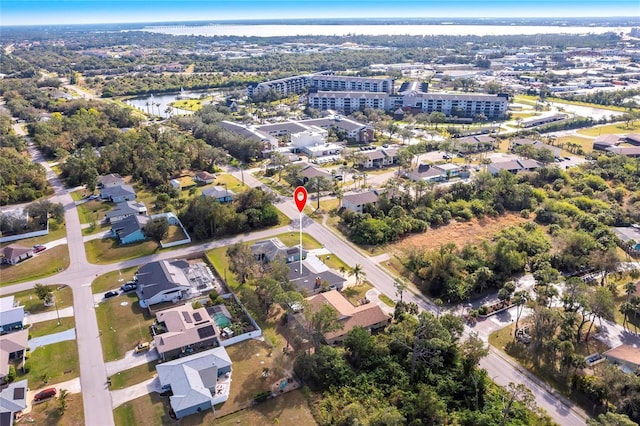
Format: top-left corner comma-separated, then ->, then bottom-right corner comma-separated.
4,16 -> 638,28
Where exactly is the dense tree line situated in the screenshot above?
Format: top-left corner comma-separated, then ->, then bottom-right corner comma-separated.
179,188 -> 279,240
294,312 -> 550,425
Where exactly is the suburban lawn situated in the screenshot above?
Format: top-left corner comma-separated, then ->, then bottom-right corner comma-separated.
0,246 -> 70,286
95,293 -> 155,362
379,294 -> 396,307
27,317 -> 75,338
25,392 -> 84,425
206,232 -> 322,292
163,224 -> 187,243
113,392 -> 171,426
213,173 -> 246,192
11,284 -> 73,315
214,339 -> 293,417
109,361 -> 157,390
556,135 -> 595,154
577,122 -> 640,137
81,222 -> 110,236
85,238 -> 158,264
214,389 -> 316,426
18,340 -> 80,385
342,283 -> 373,306
92,267 -> 138,293
76,200 -> 113,224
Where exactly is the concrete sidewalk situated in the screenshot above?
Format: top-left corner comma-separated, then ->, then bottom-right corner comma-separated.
110,376 -> 161,409
24,306 -> 74,324
105,348 -> 159,376
29,328 -> 76,350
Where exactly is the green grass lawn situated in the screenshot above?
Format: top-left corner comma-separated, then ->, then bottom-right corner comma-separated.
547,97 -> 633,113
77,200 -> 113,224
0,246 -> 70,287
556,135 -> 594,154
81,222 -> 110,236
0,219 -> 67,249
70,189 -> 87,201
27,317 -> 75,338
95,293 -> 155,362
213,174 -> 246,192
109,361 -> 157,390
92,267 -> 138,293
18,340 -> 80,386
113,392 -> 171,426
206,232 -> 322,292
25,392 -> 84,426
10,284 -> 73,315
379,294 -> 396,307
342,283 -> 373,306
164,224 -> 187,243
577,122 -> 640,137
85,238 -> 158,264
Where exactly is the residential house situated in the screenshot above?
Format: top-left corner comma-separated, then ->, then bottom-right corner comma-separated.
626,133 -> 640,145
104,201 -> 148,223
287,254 -> 346,295
406,164 -> 445,182
303,290 -> 391,345
0,297 -> 24,335
201,186 -> 234,203
156,346 -> 232,419
99,184 -> 136,203
136,260 -> 213,308
0,379 -> 28,426
193,171 -> 216,185
97,173 -> 125,188
251,238 -> 306,264
454,134 -> 496,152
593,134 -> 622,151
358,149 -> 386,169
0,246 -> 32,266
603,344 -> 640,373
607,146 -> 640,157
510,138 -> 561,159
153,304 -> 219,361
0,330 -> 28,383
298,164 -> 332,184
487,158 -> 543,175
110,215 -> 150,245
341,190 -> 380,214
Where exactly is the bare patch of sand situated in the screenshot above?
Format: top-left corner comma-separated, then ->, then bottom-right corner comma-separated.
391,213 -> 529,255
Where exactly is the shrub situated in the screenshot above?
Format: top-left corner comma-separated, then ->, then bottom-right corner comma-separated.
254,390 -> 271,403
6,365 -> 16,382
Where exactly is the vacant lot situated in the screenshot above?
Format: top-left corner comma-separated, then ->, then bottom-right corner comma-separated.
390,213 -> 529,255
216,389 -> 316,426
0,247 -> 70,286
577,122 -> 640,137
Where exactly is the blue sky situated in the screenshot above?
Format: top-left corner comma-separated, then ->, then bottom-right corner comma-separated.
3,0 -> 639,26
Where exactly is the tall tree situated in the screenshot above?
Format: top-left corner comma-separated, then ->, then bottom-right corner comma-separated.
142,217 -> 169,247
308,303 -> 343,351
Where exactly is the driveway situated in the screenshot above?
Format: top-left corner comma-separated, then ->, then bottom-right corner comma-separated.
29,328 -> 76,350
24,306 -> 74,324
110,377 -> 161,409
105,348 -> 159,376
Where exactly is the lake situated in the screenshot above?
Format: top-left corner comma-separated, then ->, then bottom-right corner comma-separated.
140,24 -> 630,37
124,90 -> 214,118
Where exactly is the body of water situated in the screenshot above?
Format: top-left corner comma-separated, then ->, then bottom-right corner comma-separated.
141,24 -> 630,37
124,90 -> 214,118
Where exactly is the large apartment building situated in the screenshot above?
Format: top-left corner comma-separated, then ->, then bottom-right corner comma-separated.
248,71 -> 509,119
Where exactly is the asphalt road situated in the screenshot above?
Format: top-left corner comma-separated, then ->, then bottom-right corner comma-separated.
2,141 -> 587,425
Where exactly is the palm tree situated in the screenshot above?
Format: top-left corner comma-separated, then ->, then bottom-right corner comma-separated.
512,290 -> 530,338
620,302 -> 633,330
350,264 -> 366,286
394,277 -> 408,303
624,282 -> 637,302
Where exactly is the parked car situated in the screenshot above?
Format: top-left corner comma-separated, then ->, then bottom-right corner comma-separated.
134,342 -> 150,353
33,245 -> 46,253
120,282 -> 137,292
34,387 -> 57,401
104,290 -> 119,299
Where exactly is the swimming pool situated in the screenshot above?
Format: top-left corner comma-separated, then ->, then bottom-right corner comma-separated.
213,313 -> 231,328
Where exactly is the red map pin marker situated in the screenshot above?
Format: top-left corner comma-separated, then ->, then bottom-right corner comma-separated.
293,186 -> 307,213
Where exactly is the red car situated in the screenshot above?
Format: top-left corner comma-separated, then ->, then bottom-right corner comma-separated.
34,387 -> 57,401
33,245 -> 47,253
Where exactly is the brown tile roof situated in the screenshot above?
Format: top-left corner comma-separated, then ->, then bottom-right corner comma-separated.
306,290 -> 391,341
603,344 -> 640,367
